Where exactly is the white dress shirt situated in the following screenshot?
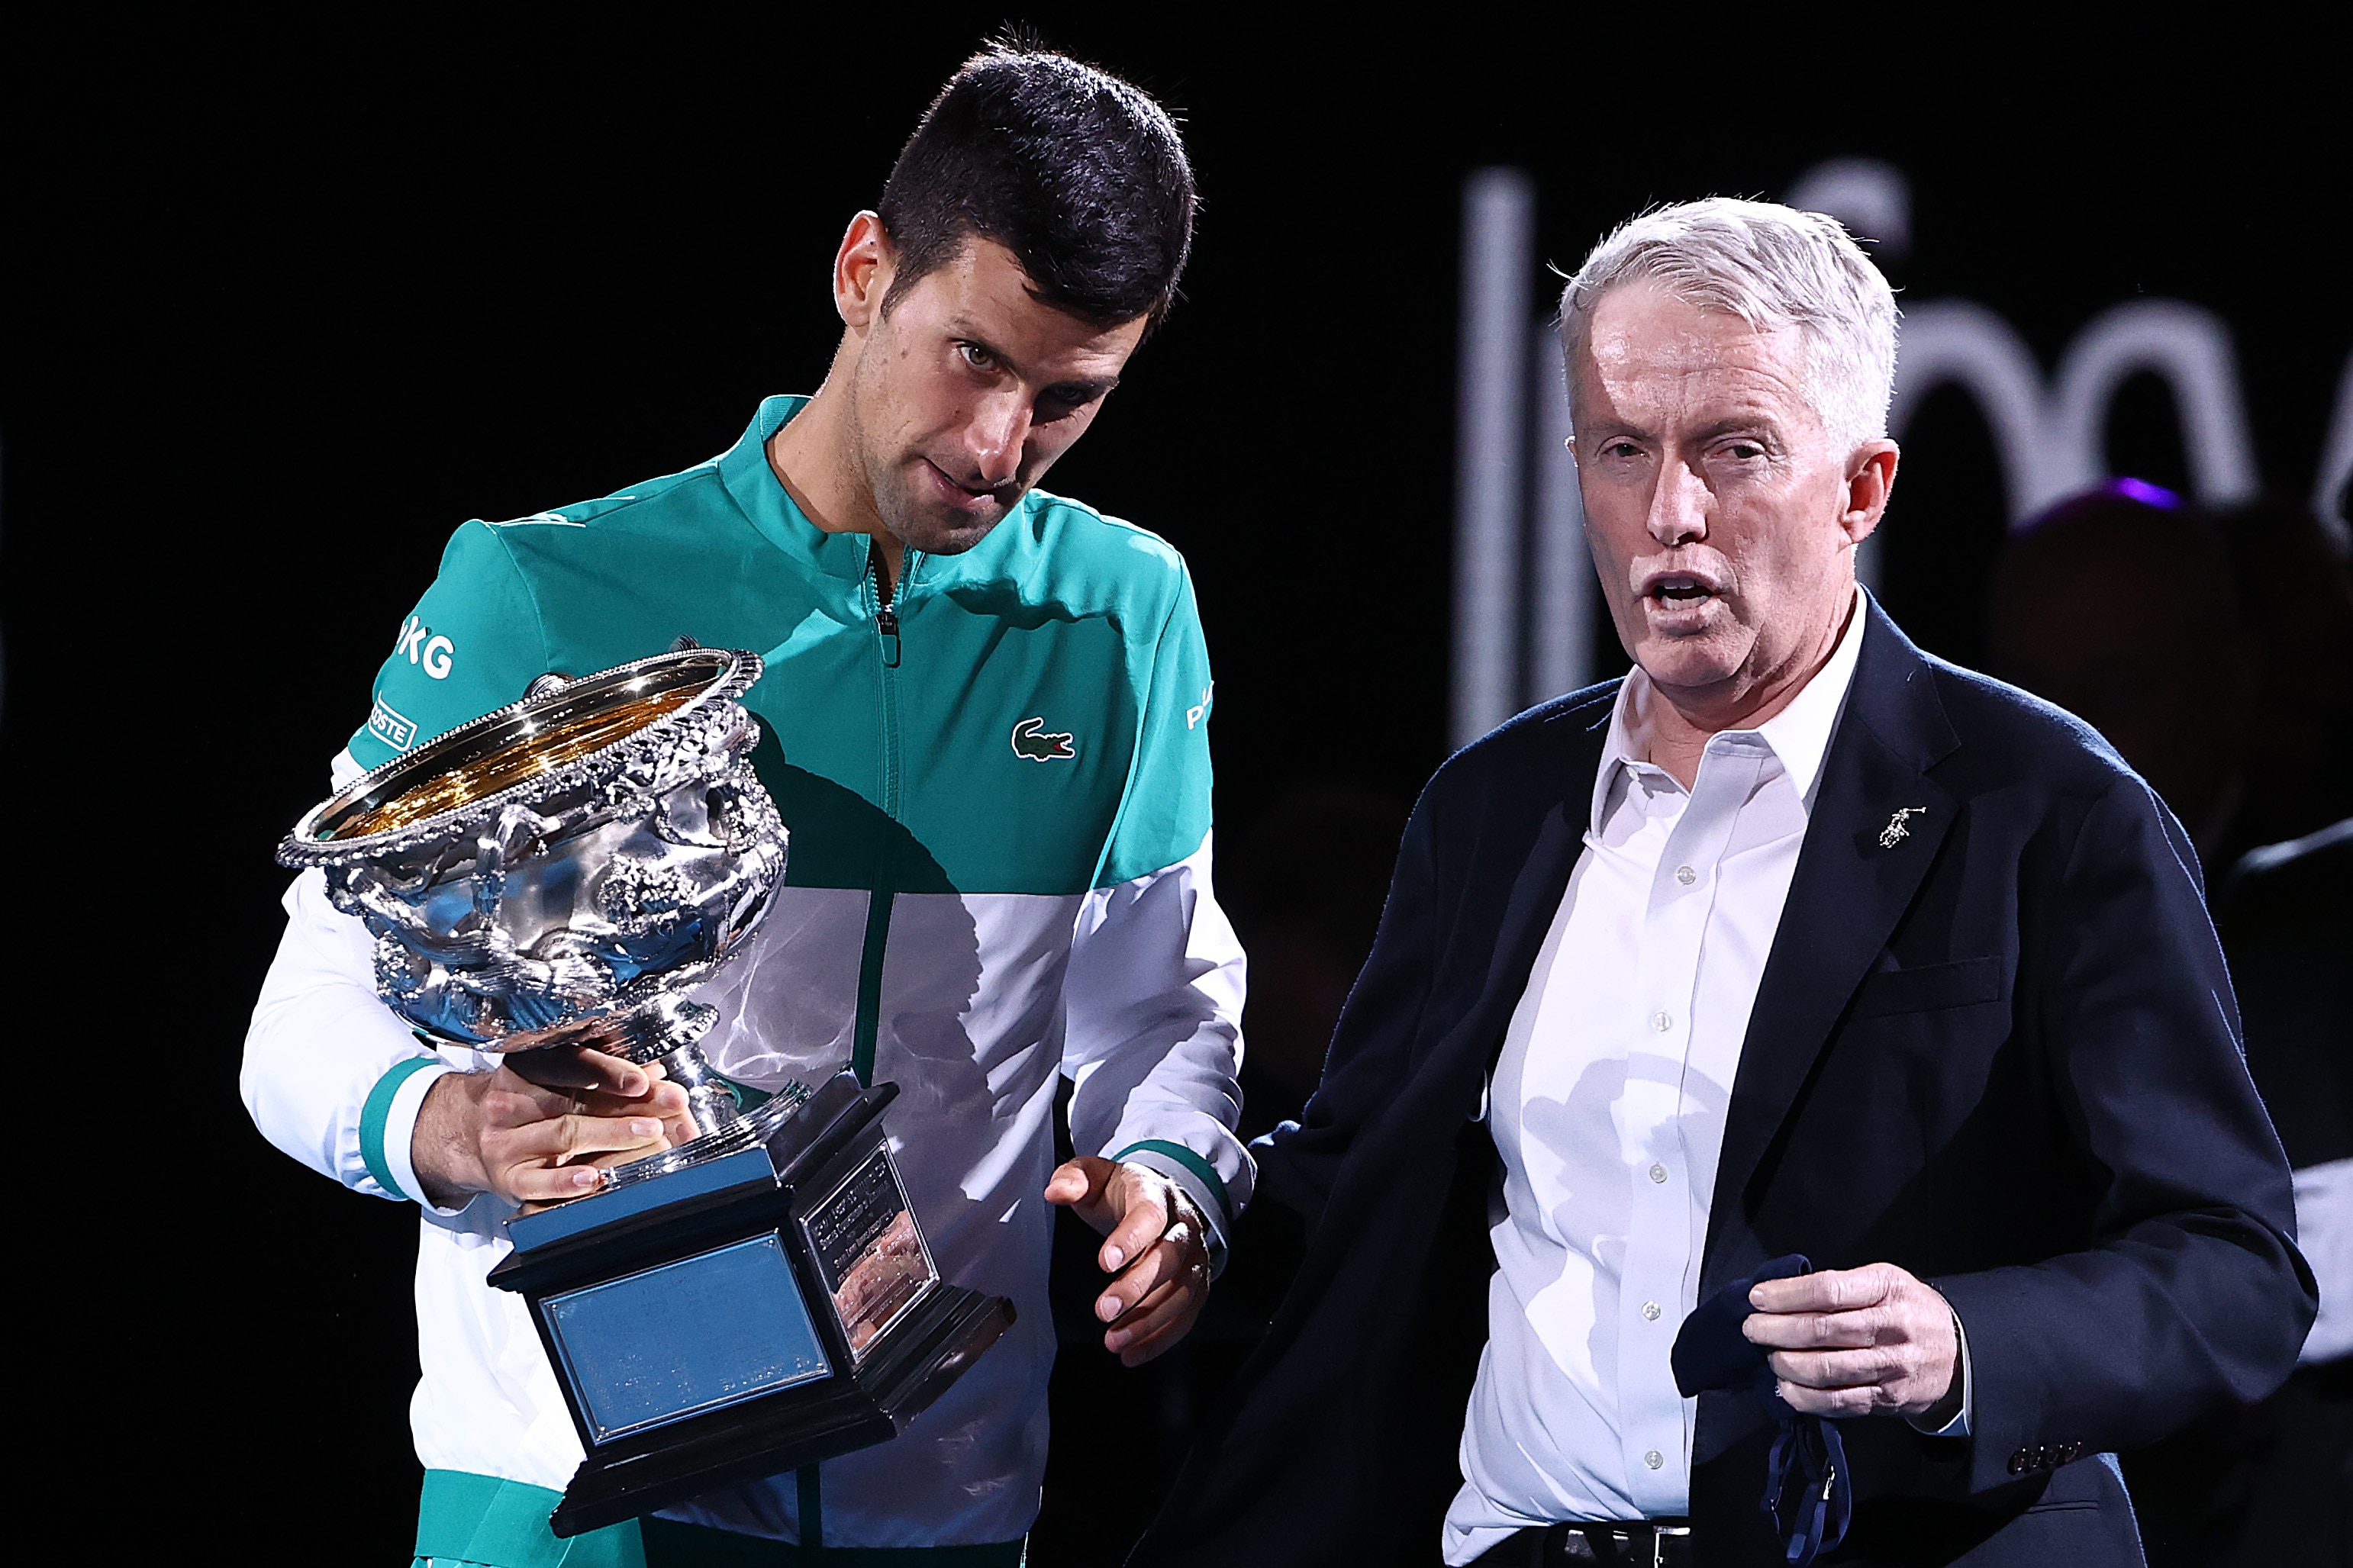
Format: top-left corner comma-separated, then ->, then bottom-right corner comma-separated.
1443,594 -> 1871,1565
2295,1158 -> 2353,1364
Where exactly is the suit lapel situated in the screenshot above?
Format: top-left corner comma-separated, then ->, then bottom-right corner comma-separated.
1463,694 -> 1616,1086
1705,603 -> 1962,1269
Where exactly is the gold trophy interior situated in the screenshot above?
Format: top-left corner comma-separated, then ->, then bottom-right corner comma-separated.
319,667 -> 716,841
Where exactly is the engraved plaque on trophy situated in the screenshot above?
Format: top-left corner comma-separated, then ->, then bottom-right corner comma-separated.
278,648 -> 1014,1537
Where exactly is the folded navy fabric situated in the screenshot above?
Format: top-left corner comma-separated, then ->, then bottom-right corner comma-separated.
1671,1253 -> 1811,1398
1669,1254 -> 1851,1566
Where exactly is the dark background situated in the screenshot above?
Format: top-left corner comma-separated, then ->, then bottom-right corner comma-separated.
5,13 -> 2346,1561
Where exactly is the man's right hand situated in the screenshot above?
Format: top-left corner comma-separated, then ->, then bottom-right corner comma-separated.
411,1047 -> 691,1209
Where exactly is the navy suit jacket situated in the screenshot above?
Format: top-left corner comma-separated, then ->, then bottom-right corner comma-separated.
1134,600 -> 2313,1567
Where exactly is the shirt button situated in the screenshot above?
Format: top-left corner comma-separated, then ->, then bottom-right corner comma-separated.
1675,864 -> 1696,886
1644,1450 -> 1664,1470
1652,1011 -> 1673,1033
1642,1300 -> 1662,1321
1649,1163 -> 1668,1184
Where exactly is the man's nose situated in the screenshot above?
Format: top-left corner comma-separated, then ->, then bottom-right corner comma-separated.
1645,460 -> 1710,548
965,392 -> 1032,486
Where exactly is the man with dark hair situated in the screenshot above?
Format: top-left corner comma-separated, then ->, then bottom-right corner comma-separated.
244,42 -> 1246,1568
876,49 -> 1193,333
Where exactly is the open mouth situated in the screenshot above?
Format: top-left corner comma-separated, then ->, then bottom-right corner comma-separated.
1644,572 -> 1720,609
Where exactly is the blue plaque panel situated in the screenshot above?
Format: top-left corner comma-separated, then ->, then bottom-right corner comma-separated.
543,1232 -> 831,1444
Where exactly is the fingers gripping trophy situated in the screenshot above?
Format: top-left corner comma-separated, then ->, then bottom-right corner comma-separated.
277,646 -> 1013,1537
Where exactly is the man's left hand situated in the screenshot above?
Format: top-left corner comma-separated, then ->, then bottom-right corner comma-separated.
1742,1262 -> 1961,1422
1044,1156 -> 1211,1367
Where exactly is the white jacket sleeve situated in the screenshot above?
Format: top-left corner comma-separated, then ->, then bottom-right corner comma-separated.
1062,830 -> 1252,1273
241,752 -> 472,1208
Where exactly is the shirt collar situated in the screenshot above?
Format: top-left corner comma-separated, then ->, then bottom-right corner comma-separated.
716,393 -> 871,582
1591,587 -> 1870,831
714,393 -> 1045,591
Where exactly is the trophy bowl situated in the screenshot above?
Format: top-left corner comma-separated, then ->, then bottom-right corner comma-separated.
278,646 -> 805,1181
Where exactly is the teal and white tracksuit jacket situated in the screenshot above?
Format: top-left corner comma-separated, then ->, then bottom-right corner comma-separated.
241,394 -> 1252,1550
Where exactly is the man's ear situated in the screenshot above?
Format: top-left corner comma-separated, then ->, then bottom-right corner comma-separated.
834,211 -> 894,330
1841,440 -> 1900,546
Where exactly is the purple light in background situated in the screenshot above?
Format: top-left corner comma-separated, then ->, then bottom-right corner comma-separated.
2105,476 -> 2183,509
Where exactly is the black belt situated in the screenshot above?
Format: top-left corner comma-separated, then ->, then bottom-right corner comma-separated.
1468,1519 -> 1694,1568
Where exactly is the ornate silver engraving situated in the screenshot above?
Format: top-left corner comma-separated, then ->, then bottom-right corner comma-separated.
279,648 -> 808,1183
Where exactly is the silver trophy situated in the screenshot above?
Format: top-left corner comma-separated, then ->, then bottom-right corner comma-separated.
279,646 -> 806,1183
277,646 -> 1013,1535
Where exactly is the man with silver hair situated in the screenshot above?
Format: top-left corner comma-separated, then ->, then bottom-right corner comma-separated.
1133,199 -> 2309,1566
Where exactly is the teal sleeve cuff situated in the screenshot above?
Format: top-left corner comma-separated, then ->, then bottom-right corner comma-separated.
1112,1138 -> 1235,1226
360,1055 -> 446,1199
1113,1138 -> 1237,1279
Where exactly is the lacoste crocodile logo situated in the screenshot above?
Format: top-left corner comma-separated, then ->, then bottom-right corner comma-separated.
1011,717 -> 1075,762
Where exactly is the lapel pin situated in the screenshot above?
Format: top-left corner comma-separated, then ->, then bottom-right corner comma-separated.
1878,807 -> 1927,849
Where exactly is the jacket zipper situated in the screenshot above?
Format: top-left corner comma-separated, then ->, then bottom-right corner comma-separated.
853,539 -> 917,1087
868,542 -> 919,819
873,549 -> 903,671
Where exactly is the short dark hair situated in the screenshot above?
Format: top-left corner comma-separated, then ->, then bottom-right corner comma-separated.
877,41 -> 1195,333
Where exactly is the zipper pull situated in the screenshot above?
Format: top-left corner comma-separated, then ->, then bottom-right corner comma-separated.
870,544 -> 903,669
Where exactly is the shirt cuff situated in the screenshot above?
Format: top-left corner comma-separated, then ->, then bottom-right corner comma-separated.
2293,1157 -> 2352,1364
1909,1304 -> 1973,1437
363,1056 -> 459,1209
1113,1141 -> 1233,1279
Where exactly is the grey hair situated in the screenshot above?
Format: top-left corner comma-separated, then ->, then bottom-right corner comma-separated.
1558,197 -> 1898,456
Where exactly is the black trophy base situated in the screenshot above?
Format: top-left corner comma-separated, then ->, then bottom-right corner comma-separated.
551,1281 -> 1014,1537
485,1073 -> 1019,1541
